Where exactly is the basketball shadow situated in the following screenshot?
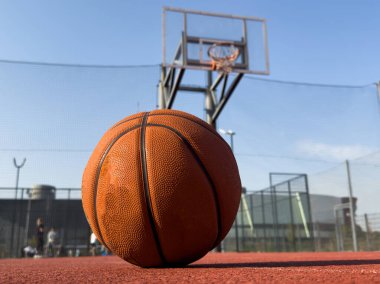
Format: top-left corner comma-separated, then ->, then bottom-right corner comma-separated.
189,259 -> 380,269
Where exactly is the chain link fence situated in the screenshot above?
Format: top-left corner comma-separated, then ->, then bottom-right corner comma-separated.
0,187 -> 88,258
224,173 -> 314,252
1,176 -> 380,258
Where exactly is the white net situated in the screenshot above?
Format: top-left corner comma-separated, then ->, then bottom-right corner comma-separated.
0,60 -> 379,219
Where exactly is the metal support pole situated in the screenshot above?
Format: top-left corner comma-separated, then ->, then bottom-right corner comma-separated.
269,174 -> 280,251
219,129 -> 239,251
334,208 -> 343,251
261,191 -> 267,251
24,189 -> 32,246
334,203 -> 350,251
158,65 -> 166,109
345,160 -> 358,252
287,181 -> 296,251
211,73 -> 244,123
15,188 -> 26,257
207,71 -> 222,252
235,212 -> 240,252
230,134 -> 234,153
219,129 -> 235,152
315,222 -> 321,251
10,158 -> 26,257
364,213 -> 371,251
304,174 -> 315,251
205,71 -> 216,128
167,68 -> 185,109
249,194 -> 255,240
14,158 -> 26,199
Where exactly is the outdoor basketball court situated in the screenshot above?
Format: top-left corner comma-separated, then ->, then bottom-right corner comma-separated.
1,2 -> 380,283
1,252 -> 380,283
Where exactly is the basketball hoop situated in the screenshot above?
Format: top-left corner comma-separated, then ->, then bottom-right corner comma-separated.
208,43 -> 240,73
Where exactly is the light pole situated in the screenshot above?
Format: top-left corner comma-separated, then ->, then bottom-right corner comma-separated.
219,129 -> 239,252
13,158 -> 26,199
219,129 -> 235,153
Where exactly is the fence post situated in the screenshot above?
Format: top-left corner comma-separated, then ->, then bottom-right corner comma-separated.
10,158 -> 27,257
15,188 -> 26,257
235,209 -> 240,252
287,181 -> 296,251
345,160 -> 358,252
249,194 -> 255,250
24,189 -> 32,248
261,191 -> 267,251
314,222 -> 321,251
303,174 -> 315,251
269,174 -> 280,251
335,210 -> 343,251
364,213 -> 371,251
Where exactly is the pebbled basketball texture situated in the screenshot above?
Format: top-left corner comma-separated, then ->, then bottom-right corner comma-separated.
82,109 -> 241,267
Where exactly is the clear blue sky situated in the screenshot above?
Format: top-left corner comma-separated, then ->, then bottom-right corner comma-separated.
1,0 -> 380,84
0,0 -> 379,214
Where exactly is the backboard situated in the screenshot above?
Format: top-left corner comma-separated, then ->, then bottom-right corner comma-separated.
162,7 -> 270,75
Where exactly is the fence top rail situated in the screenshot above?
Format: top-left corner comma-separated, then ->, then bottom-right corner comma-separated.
0,187 -> 81,190
0,187 -> 82,200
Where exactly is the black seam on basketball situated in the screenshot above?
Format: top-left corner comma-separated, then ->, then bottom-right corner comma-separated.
146,123 -> 222,248
149,112 -> 231,150
93,123 -> 142,253
110,114 -> 146,129
140,113 -> 167,265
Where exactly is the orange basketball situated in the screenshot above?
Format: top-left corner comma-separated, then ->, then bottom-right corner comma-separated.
82,109 -> 241,267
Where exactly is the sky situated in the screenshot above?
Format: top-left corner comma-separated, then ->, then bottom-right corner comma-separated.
1,0 -> 380,84
0,0 -> 380,214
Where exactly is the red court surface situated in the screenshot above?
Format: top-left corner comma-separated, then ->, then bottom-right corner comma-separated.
1,252 -> 380,283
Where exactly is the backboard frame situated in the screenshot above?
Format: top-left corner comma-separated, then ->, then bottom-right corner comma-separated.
162,6 -> 270,75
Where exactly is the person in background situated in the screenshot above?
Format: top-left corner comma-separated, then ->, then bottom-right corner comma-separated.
36,218 -> 44,256
89,232 -> 97,256
46,227 -> 58,257
21,245 -> 36,258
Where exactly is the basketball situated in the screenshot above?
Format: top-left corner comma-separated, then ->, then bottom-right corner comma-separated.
82,109 -> 241,267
